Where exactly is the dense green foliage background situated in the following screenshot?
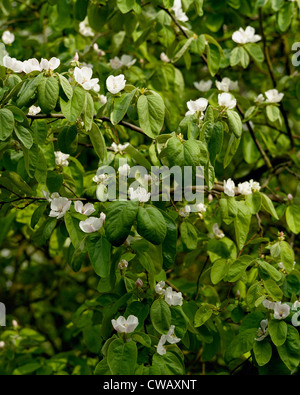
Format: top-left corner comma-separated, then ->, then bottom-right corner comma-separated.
0,0 -> 300,375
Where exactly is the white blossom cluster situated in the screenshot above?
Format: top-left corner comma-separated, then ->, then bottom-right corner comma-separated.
255,89 -> 284,104
157,325 -> 181,355
223,178 -> 261,197
43,188 -> 105,234
155,281 -> 183,307
3,55 -> 60,74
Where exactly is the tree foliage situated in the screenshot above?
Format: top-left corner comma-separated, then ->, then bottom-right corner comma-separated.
0,0 -> 300,376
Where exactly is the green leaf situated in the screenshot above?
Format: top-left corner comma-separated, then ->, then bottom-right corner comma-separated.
277,325 -> 300,371
111,89 -> 137,125
105,200 -> 139,246
86,235 -> 111,278
180,221 -> 198,251
60,86 -> 86,122
136,206 -> 167,245
0,108 -> 14,141
194,304 -> 213,327
263,279 -> 283,301
244,43 -> 264,63
224,133 -> 241,168
58,73 -> 73,100
234,201 -> 252,249
230,46 -> 250,68
107,339 -> 137,375
286,203 -> 300,234
137,92 -> 165,138
266,105 -> 280,123
14,124 -> 33,149
172,37 -> 194,64
226,110 -> 243,138
38,76 -> 59,114
207,43 -> 221,76
261,193 -> 279,219
268,319 -> 287,347
227,255 -> 254,282
116,0 -> 135,13
150,299 -> 171,335
277,2 -> 293,32
64,212 -> 85,249
58,125 -> 78,155
211,258 -> 229,284
17,74 -> 43,108
83,91 -> 94,131
253,340 -> 272,366
257,259 -> 282,282
89,122 -> 107,162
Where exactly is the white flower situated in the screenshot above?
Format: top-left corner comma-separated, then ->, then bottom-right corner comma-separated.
79,19 -> 94,37
110,55 -> 136,69
2,31 -> 15,45
194,80 -> 212,92
273,302 -> 290,320
178,205 -> 191,218
106,74 -> 126,94
218,92 -> 237,109
79,214 -> 106,233
128,186 -> 150,203
255,319 -> 269,341
172,0 -> 189,22
196,203 -> 206,213
12,320 -> 18,329
43,191 -> 60,202
232,26 -> 261,44
111,315 -> 139,334
292,301 -> 300,311
278,261 -> 296,271
265,89 -> 284,104
49,197 -> 71,219
249,179 -> 261,192
262,299 -> 276,310
186,98 -> 208,116
93,174 -> 108,184
224,179 -> 236,197
216,77 -> 239,92
255,94 -> 265,104
28,105 -> 41,116
111,142 -> 129,153
238,181 -> 252,196
160,52 -> 170,63
164,287 -> 183,307
23,58 -> 41,74
40,57 -> 60,72
118,259 -> 128,270
155,281 -> 166,295
157,325 -> 181,355
100,95 -> 107,105
74,66 -> 100,92
54,151 -> 70,167
3,55 -> 23,73
0,341 -> 5,349
74,201 -> 95,216
212,223 -> 225,239
118,164 -> 131,177
292,311 -> 300,327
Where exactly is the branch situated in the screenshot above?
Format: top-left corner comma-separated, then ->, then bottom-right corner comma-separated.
258,7 -> 294,148
26,114 -> 146,136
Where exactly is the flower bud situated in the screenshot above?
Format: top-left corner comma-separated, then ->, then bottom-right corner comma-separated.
118,259 -> 128,270
135,278 -> 143,288
12,320 -> 18,329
